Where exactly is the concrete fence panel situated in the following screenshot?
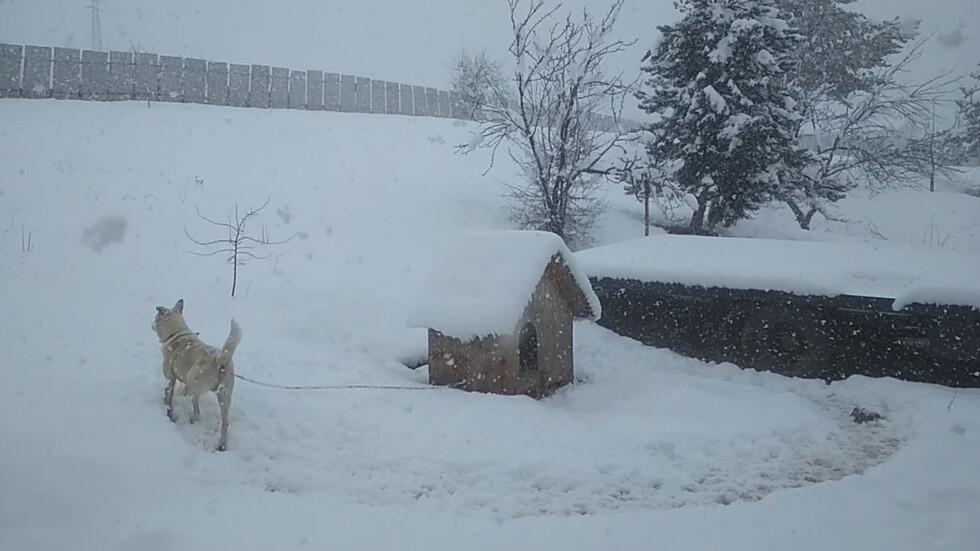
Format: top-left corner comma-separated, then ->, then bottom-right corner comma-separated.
81,50 -> 108,100
339,74 -> 355,112
288,70 -> 306,109
0,42 -> 637,125
385,81 -> 400,115
324,72 -> 340,111
412,85 -> 426,116
206,61 -> 228,105
600,114 -> 614,133
437,90 -> 451,118
134,53 -> 158,100
249,65 -> 270,107
270,66 -> 288,108
370,79 -> 385,114
0,44 -> 22,97
228,64 -> 249,107
399,83 -> 414,115
354,76 -> 371,113
182,57 -> 207,104
52,47 -> 80,98
425,87 -> 439,118
450,91 -> 465,120
23,45 -> 52,98
306,70 -> 323,110
158,55 -> 182,101
107,50 -> 133,100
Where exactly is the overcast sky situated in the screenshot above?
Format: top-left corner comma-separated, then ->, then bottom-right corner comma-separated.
1,0 -> 975,120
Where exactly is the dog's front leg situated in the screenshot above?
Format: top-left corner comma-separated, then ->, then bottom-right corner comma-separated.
163,376 -> 177,422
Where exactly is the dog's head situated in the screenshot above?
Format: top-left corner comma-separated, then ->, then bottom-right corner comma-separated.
152,298 -> 188,340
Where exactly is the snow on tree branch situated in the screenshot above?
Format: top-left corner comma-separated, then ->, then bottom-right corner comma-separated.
457,0 -> 638,247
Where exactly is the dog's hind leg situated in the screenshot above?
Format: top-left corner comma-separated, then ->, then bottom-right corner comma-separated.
190,393 -> 201,424
215,380 -> 233,452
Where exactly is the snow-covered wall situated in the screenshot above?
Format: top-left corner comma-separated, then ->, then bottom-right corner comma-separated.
0,41 -> 640,131
0,42 -> 462,117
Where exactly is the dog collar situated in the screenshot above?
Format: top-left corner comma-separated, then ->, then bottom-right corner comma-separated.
162,331 -> 195,347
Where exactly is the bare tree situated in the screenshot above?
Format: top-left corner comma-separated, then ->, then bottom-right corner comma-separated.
457,0 -> 636,247
184,196 -> 296,297
780,35 -> 961,229
449,48 -> 511,120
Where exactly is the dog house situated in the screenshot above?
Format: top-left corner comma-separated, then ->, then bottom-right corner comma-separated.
407,230 -> 601,397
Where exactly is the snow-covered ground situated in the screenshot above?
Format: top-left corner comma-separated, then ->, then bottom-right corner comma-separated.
1,99 -> 979,550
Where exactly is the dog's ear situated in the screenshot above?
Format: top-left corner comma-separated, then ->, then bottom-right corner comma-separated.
156,306 -> 167,314
174,299 -> 184,313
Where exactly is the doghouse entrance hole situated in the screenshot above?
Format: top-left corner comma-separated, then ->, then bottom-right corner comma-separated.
519,322 -> 539,373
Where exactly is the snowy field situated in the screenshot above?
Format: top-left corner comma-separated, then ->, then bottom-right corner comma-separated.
1,99 -> 979,550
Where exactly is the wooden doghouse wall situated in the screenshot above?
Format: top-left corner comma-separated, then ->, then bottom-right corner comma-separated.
428,331 -> 510,393
510,262 -> 575,396
426,259 -> 583,397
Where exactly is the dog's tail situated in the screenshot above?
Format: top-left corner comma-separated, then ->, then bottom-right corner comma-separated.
219,319 -> 242,366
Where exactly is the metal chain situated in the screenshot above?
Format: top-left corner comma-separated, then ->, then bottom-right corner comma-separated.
233,372 -> 442,391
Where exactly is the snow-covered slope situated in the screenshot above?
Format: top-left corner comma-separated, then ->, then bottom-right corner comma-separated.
1,98 -> 979,550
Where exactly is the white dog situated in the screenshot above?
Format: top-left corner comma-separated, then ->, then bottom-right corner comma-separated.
152,299 -> 240,451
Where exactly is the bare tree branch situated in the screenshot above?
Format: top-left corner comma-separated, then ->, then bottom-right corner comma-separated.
457,0 -> 636,246
184,195 -> 297,297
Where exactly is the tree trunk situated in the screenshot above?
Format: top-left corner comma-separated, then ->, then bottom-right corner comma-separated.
785,199 -> 816,231
706,201 -> 724,230
689,199 -> 707,232
643,183 -> 650,237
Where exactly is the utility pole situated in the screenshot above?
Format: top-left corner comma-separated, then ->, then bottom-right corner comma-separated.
88,0 -> 103,50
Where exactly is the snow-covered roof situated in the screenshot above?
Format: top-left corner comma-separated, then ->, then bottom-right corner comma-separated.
575,234 -> 980,311
407,230 -> 601,340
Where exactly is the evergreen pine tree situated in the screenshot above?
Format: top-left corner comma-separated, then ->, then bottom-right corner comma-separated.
775,0 -> 912,108
638,0 -> 809,232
